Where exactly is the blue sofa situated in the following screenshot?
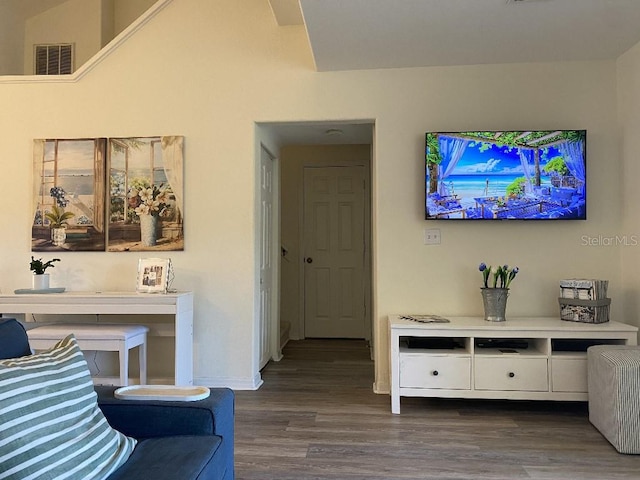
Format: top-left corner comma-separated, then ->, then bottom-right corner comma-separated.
0,318 -> 234,480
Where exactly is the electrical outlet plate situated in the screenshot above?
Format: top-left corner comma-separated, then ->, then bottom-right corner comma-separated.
424,228 -> 441,245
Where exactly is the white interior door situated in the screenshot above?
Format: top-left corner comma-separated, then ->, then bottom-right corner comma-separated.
303,166 -> 366,338
259,146 -> 274,369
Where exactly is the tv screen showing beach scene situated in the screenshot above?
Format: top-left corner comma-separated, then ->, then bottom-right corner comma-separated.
425,130 -> 586,220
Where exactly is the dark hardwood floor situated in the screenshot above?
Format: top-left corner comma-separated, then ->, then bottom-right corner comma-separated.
234,339 -> 640,479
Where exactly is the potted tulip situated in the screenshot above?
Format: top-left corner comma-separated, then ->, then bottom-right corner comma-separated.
30,256 -> 60,290
478,263 -> 519,322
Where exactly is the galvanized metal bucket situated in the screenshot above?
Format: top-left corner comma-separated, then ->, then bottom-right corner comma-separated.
481,288 -> 509,322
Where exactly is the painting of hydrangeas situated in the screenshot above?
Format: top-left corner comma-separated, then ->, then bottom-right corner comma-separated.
32,136 -> 184,252
32,138 -> 106,251
107,136 -> 184,251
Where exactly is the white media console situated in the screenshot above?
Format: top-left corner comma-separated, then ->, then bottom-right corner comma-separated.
389,315 -> 638,414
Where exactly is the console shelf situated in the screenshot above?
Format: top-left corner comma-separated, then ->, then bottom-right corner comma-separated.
389,315 -> 638,414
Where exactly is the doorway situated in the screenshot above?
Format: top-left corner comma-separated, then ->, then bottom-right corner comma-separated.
279,143 -> 372,343
302,165 -> 367,338
256,121 -> 374,375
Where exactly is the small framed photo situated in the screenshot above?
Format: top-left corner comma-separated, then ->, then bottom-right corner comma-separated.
137,258 -> 171,293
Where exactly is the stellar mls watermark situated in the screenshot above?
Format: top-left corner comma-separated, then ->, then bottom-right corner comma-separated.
581,235 -> 639,247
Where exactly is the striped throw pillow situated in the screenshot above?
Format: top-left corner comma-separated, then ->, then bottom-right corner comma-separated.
0,335 -> 136,480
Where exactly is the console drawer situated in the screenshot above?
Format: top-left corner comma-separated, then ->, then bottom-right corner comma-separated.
551,357 -> 587,393
400,354 -> 471,389
475,357 -> 548,391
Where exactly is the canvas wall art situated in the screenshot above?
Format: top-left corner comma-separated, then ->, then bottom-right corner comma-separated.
31,135 -> 184,252
32,138 -> 106,251
107,136 -> 184,252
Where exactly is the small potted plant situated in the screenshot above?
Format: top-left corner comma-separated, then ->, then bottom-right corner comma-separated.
30,256 -> 60,290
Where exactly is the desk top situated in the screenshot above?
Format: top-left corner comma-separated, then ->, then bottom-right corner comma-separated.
0,291 -> 193,314
0,291 -> 192,304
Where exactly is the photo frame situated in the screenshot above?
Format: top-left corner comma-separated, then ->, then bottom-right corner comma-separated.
136,258 -> 171,293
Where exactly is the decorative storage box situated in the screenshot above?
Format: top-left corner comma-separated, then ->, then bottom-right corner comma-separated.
559,297 -> 610,323
559,278 -> 608,300
559,279 -> 610,323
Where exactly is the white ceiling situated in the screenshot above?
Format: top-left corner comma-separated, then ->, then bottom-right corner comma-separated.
271,0 -> 640,71
266,0 -> 640,146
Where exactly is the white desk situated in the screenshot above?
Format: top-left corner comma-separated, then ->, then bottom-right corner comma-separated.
0,291 -> 194,386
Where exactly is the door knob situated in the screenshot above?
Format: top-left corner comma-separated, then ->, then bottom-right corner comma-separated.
305,257 -> 313,264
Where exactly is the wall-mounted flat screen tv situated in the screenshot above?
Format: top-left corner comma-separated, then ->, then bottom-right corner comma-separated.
425,130 -> 586,220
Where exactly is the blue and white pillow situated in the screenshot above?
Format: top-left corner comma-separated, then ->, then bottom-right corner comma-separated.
0,335 -> 136,480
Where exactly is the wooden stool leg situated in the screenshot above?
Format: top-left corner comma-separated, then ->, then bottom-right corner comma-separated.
139,337 -> 148,385
119,346 -> 129,386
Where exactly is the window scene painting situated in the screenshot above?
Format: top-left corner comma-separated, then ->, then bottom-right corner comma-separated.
32,139 -> 106,251
108,136 -> 184,251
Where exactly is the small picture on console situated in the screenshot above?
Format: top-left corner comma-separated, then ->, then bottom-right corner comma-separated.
137,257 -> 171,293
425,130 -> 586,220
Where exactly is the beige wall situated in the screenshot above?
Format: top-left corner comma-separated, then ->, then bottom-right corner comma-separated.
24,0 -> 103,75
0,7 -> 25,75
113,0 -> 158,37
0,0 -> 631,391
0,0 -> 158,75
101,0 -> 115,47
617,42 -> 640,334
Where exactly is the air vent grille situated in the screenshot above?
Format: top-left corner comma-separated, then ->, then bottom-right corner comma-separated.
34,44 -> 74,75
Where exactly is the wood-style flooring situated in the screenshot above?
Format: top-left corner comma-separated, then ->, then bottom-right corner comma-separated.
234,339 -> 640,479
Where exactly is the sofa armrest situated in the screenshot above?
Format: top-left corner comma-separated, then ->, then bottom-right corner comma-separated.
95,386 -> 235,441
97,386 -> 235,480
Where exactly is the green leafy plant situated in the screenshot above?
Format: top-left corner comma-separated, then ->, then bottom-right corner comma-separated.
425,134 -> 442,195
45,204 -> 75,228
30,256 -> 61,275
506,177 -> 528,197
543,156 -> 569,176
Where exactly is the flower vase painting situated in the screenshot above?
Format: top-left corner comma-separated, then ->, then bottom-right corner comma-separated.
32,139 -> 107,251
32,136 -> 183,252
107,136 -> 184,251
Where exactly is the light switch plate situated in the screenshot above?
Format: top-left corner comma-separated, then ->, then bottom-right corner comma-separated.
424,228 -> 441,245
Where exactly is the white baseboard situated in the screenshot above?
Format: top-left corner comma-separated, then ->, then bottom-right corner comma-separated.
373,381 -> 390,395
92,376 -> 180,386
272,349 -> 284,362
195,372 -> 263,390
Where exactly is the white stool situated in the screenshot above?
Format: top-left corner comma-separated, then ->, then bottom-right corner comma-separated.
27,323 -> 148,386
